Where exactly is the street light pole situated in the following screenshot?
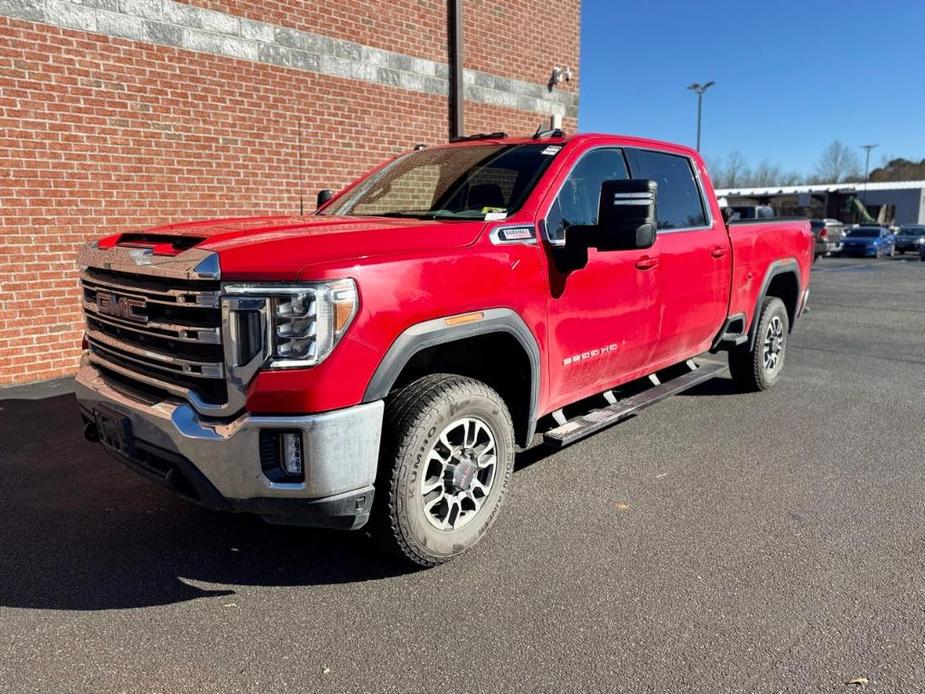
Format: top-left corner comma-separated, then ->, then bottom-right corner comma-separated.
860,144 -> 878,205
687,81 -> 715,152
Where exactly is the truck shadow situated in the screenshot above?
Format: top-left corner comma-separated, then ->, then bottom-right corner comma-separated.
0,394 -> 416,611
0,373 -> 737,611
676,375 -> 740,397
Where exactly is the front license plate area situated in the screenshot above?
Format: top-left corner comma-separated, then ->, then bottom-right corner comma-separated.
94,406 -> 136,457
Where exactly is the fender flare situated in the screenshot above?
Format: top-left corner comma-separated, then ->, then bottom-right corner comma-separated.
363,308 -> 541,443
746,258 -> 801,351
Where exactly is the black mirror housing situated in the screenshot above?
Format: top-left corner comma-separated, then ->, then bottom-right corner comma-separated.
317,189 -> 334,207
595,179 -> 657,250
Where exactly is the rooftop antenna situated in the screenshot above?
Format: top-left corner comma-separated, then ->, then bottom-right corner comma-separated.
298,118 -> 304,215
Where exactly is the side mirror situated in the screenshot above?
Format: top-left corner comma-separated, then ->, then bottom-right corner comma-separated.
565,179 -> 657,252
595,179 -> 657,250
317,189 -> 334,207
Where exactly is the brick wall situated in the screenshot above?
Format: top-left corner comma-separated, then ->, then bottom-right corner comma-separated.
0,1 -> 580,386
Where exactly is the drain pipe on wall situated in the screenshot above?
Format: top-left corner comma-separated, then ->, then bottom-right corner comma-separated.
448,0 -> 464,140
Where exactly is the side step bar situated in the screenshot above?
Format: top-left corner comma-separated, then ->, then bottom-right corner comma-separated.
542,361 -> 728,448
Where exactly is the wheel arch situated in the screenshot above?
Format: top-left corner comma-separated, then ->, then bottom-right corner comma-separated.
745,259 -> 801,352
363,308 -> 541,446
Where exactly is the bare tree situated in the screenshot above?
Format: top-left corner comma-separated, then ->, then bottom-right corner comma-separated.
709,152 -> 803,188
751,160 -> 783,187
723,151 -> 750,188
813,141 -> 862,183
709,151 -> 751,188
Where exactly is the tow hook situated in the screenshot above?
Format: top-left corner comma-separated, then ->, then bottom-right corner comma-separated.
83,420 -> 99,443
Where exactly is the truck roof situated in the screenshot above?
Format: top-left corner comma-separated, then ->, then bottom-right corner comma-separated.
437,131 -> 702,161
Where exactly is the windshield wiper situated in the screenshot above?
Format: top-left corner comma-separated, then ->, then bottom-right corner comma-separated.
376,211 -> 435,219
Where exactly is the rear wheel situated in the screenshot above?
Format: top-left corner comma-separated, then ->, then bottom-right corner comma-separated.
729,296 -> 790,392
373,374 -> 515,567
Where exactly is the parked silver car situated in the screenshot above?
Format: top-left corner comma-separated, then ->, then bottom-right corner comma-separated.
810,218 -> 844,261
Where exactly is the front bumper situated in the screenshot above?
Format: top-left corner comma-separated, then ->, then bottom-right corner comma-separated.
840,245 -> 876,256
75,358 -> 384,529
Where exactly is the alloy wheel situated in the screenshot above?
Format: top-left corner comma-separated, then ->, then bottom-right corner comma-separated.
763,315 -> 785,372
419,417 -> 497,531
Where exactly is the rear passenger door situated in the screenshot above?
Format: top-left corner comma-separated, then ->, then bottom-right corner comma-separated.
624,148 -> 731,364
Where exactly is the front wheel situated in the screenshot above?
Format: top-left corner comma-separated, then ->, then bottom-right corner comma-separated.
373,374 -> 515,567
729,296 -> 790,392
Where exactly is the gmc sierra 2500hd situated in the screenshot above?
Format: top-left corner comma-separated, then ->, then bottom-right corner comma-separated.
76,132 -> 813,566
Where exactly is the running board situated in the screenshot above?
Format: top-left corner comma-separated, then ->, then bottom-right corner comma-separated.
542,362 -> 728,448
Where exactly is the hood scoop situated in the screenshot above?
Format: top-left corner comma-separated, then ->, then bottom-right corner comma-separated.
101,233 -> 206,257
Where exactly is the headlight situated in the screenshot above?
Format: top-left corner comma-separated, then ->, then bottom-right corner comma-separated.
270,279 -> 357,367
224,279 -> 358,368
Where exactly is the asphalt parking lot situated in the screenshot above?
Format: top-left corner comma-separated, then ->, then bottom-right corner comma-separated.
2,256 -> 924,694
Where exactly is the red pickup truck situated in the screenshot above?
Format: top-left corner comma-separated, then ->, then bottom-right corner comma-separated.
75,132 -> 812,565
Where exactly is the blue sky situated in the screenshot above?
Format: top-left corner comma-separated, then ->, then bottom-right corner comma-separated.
579,0 -> 925,176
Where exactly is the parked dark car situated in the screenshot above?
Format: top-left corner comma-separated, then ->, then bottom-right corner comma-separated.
839,226 -> 895,258
894,225 -> 925,254
810,218 -> 844,261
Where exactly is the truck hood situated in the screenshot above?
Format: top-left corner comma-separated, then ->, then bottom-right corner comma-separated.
114,215 -> 487,280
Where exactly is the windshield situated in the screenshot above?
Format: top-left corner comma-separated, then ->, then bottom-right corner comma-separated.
846,228 -> 880,238
319,144 -> 561,220
900,227 -> 925,236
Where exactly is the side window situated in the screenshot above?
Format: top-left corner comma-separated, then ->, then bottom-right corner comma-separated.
546,148 -> 628,242
627,150 -> 707,230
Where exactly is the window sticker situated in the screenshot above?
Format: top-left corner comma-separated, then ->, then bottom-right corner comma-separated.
484,211 -> 508,221
541,145 -> 563,156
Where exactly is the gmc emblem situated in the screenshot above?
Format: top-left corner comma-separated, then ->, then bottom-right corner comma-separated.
96,292 -> 147,323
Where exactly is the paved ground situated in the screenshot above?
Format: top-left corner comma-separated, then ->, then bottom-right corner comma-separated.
2,256 -> 924,693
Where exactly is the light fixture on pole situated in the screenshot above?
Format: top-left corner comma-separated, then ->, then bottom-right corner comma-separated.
860,144 -> 878,205
687,81 -> 715,152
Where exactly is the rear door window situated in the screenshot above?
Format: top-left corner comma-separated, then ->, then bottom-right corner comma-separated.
626,149 -> 707,230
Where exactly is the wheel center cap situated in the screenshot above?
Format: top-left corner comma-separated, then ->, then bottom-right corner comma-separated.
451,457 -> 478,492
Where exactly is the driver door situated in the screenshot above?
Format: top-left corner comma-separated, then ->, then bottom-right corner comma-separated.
540,147 -> 662,409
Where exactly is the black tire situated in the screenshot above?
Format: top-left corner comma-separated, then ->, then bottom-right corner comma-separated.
373,374 -> 515,567
729,296 -> 790,392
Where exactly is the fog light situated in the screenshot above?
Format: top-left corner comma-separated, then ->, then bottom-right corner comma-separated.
280,432 -> 303,476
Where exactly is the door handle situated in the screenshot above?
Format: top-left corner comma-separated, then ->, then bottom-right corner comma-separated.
711,246 -> 729,258
635,257 -> 658,270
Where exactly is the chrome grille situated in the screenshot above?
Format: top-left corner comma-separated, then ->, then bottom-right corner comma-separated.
81,267 -> 228,407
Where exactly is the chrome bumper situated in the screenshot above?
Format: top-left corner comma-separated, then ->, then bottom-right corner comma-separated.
74,358 -> 383,528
